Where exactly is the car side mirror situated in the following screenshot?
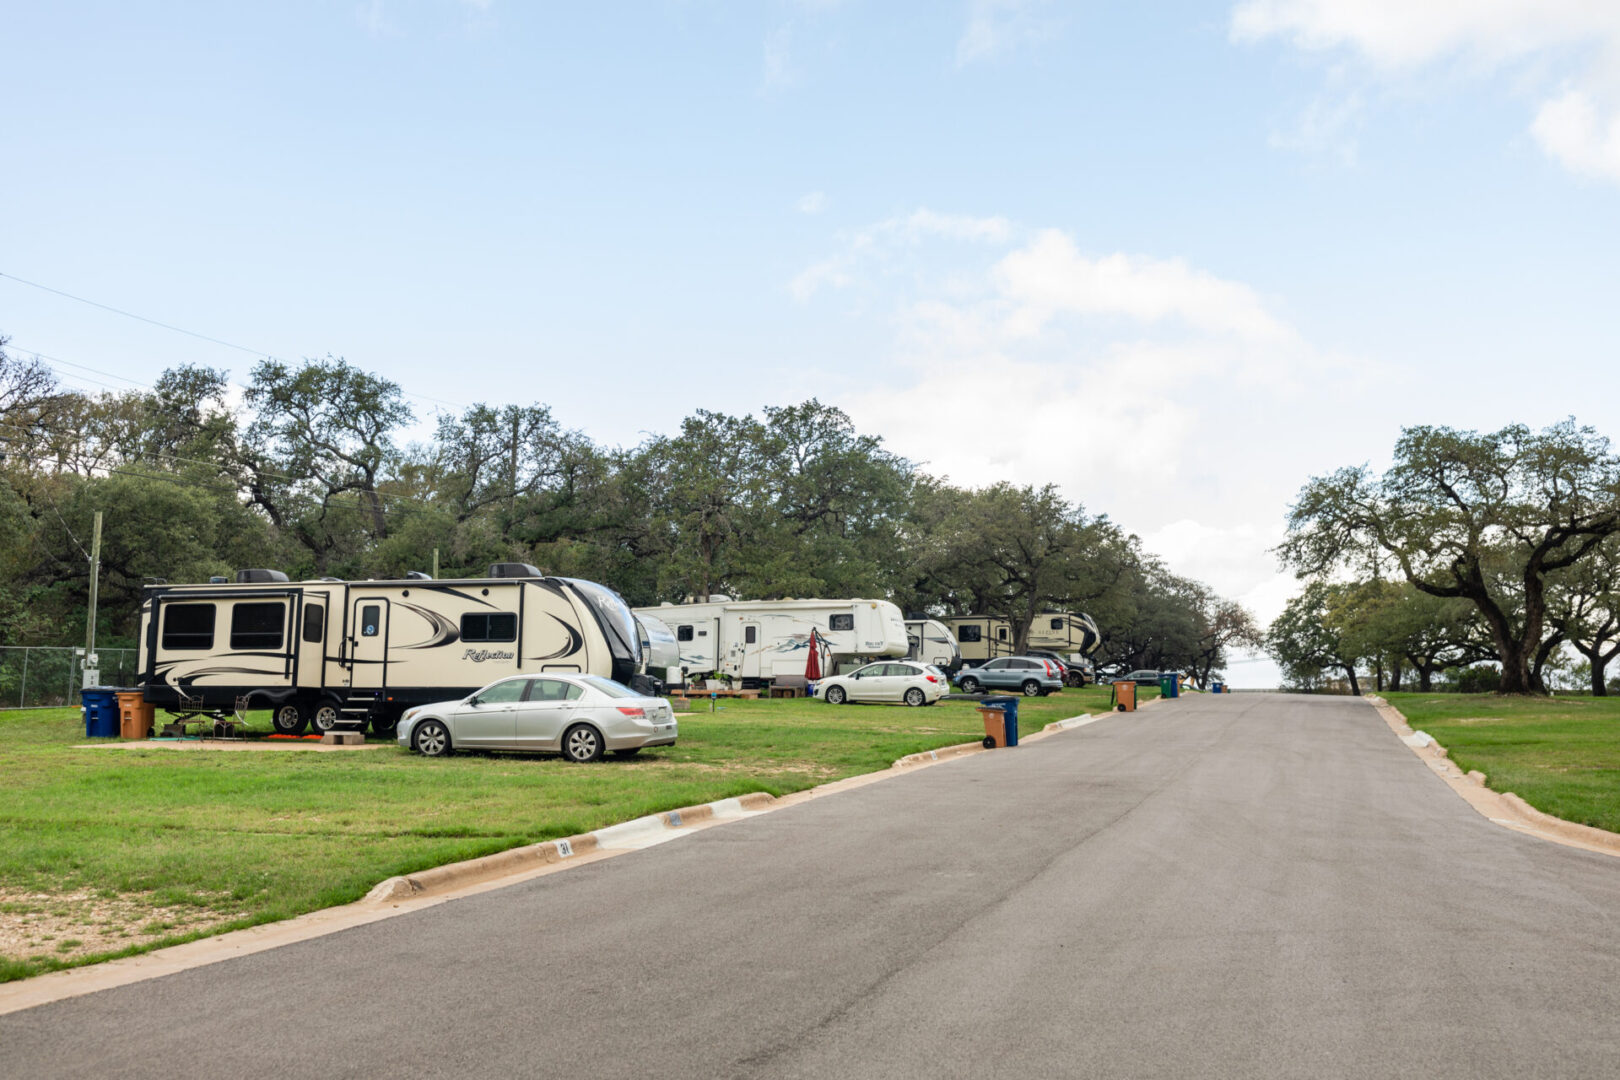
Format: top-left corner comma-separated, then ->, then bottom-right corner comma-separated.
466,696 -> 480,706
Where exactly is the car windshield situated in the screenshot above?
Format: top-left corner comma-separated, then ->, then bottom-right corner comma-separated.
578,674 -> 639,698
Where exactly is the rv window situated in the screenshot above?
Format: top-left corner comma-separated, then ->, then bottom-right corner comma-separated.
461,612 -> 517,642
744,625 -> 757,644
303,604 -> 325,644
162,604 -> 215,651
360,604 -> 382,638
828,614 -> 854,631
958,625 -> 982,643
231,602 -> 285,651
1050,617 -> 1064,630
997,627 -> 1008,640
677,625 -> 694,642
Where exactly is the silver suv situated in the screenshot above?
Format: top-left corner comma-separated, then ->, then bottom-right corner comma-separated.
955,656 -> 1065,696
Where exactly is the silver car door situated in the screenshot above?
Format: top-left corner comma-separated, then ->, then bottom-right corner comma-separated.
514,677 -> 578,750
455,679 -> 525,746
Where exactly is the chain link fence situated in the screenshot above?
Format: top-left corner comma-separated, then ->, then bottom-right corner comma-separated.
0,647 -> 140,709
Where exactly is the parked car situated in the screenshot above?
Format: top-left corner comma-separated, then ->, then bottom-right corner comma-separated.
816,661 -> 948,706
1119,669 -> 1163,685
398,673 -> 677,761
954,657 -> 1064,696
1025,649 -> 1089,687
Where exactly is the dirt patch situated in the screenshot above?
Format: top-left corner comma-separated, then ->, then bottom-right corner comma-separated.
1444,717 -> 1513,726
0,889 -> 238,966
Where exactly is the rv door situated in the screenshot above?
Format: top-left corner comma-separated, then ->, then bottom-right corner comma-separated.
350,599 -> 389,691
740,621 -> 762,679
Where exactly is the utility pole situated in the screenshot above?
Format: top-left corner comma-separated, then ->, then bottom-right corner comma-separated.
83,510 -> 103,688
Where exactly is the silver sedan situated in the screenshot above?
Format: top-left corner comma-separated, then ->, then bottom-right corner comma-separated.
397,674 -> 677,761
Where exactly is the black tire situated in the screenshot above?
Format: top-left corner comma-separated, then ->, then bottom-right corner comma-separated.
982,736 -> 996,749
370,711 -> 400,738
1116,703 -> 1126,712
1021,680 -> 1041,697
904,687 -> 926,707
271,702 -> 308,735
1065,673 -> 1084,688
825,685 -> 847,705
309,700 -> 342,735
959,677 -> 981,694
612,747 -> 641,758
562,723 -> 605,763
413,719 -> 451,757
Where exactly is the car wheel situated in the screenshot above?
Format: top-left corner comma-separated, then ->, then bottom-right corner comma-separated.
612,747 -> 641,758
1065,673 -> 1083,688
309,701 -> 342,735
904,687 -> 926,707
825,685 -> 847,705
959,677 -> 981,694
271,702 -> 307,735
413,719 -> 451,757
562,723 -> 605,763
1021,680 -> 1041,697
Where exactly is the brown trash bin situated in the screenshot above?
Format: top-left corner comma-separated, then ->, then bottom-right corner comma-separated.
1111,681 -> 1137,713
978,706 -> 1008,749
116,691 -> 155,740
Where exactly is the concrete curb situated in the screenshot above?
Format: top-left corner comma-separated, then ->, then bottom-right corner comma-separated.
364,793 -> 778,902
1366,695 -> 1620,860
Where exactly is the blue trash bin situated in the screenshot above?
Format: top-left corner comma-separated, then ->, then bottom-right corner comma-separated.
1212,681 -> 1225,694
981,695 -> 1018,746
82,687 -> 120,738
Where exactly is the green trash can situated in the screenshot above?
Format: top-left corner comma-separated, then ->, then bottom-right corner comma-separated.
1159,674 -> 1180,699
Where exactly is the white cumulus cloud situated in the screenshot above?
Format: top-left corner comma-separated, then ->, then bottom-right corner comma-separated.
1532,89 -> 1620,181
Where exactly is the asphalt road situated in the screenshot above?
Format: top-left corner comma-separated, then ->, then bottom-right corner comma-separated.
6,694 -> 1620,1078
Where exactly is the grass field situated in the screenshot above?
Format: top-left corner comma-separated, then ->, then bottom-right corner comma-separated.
0,685 -> 1128,982
1384,692 -> 1620,835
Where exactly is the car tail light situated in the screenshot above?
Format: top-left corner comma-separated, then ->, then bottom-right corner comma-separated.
926,675 -> 939,683
616,706 -> 646,717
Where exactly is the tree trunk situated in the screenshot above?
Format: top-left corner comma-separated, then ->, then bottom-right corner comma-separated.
1592,654 -> 1607,697
1388,661 -> 1402,692
1417,665 -> 1434,692
1344,664 -> 1361,696
1374,657 -> 1384,693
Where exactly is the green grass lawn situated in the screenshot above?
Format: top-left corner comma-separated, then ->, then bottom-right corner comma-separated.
1384,692 -> 1620,835
0,685 -> 1122,982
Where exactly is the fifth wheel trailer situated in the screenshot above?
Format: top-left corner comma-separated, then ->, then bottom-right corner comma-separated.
138,565 -> 642,735
904,618 -> 962,674
633,597 -> 909,688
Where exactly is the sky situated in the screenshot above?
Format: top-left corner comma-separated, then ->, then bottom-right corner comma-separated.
4,1 -> 1618,685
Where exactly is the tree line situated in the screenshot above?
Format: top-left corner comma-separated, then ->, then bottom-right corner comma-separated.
0,342 -> 1260,680
1269,420 -> 1620,696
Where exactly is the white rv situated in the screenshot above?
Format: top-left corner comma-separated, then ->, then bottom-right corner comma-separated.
942,615 -> 1016,663
633,597 -> 909,688
138,564 -> 641,735
904,618 -> 962,674
1026,611 -> 1102,660
635,612 -> 681,684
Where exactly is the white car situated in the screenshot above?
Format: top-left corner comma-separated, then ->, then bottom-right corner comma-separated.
398,673 -> 677,761
815,661 -> 948,707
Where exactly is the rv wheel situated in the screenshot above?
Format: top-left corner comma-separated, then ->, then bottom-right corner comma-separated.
562,723 -> 604,763
310,701 -> 342,734
904,687 -> 926,707
370,710 -> 400,738
271,703 -> 308,735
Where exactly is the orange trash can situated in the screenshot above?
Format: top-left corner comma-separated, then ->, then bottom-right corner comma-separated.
1111,681 -> 1137,713
977,705 -> 1008,748
116,690 -> 155,740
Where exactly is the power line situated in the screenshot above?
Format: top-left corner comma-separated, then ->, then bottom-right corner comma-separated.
0,271 -> 468,411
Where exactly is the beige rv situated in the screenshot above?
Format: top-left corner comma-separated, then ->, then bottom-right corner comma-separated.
1026,612 -> 1101,659
138,565 -> 641,735
942,615 -> 1015,663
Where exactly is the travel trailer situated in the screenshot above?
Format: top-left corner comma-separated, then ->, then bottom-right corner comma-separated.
138,565 -> 641,735
633,597 -> 909,688
942,615 -> 1016,663
904,618 -> 962,674
635,612 -> 681,683
1026,611 -> 1102,657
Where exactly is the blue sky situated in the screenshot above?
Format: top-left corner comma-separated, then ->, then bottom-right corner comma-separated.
5,2 -> 1618,683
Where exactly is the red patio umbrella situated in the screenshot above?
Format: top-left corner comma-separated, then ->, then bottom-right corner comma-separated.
805,629 -> 822,681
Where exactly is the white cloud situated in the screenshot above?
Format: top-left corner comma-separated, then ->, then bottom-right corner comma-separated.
991,230 -> 1295,342
796,191 -> 827,214
763,24 -> 797,90
957,0 -> 1054,67
1532,89 -> 1620,181
1231,0 -> 1620,183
